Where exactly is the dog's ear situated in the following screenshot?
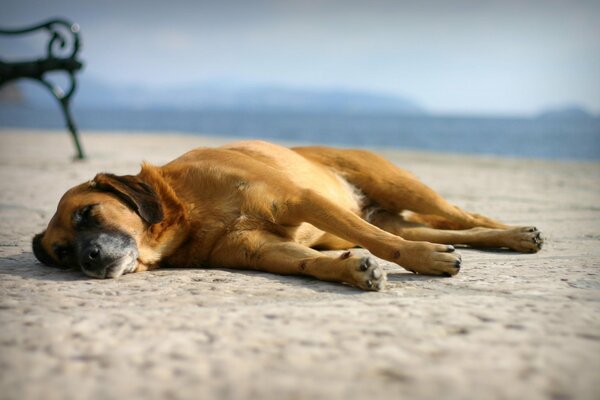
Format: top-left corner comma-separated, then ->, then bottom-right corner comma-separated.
92,173 -> 164,224
32,231 -> 59,267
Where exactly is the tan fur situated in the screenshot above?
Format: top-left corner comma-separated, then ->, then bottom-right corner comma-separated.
35,140 -> 543,291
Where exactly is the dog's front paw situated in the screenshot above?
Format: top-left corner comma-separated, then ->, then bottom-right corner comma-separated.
351,256 -> 387,291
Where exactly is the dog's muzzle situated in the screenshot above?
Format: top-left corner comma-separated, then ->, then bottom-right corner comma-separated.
77,229 -> 138,278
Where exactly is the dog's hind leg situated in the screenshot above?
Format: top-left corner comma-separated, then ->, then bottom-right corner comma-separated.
368,210 -> 543,253
209,232 -> 387,291
295,147 -> 510,230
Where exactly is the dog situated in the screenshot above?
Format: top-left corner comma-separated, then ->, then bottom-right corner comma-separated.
32,140 -> 543,291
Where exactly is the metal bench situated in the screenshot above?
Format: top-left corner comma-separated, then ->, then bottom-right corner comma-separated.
0,18 -> 85,159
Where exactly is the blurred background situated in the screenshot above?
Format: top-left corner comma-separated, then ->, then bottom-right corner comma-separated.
1,0 -> 599,160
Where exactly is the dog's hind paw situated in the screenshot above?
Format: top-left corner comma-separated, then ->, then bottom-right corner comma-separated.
351,256 -> 387,291
504,226 -> 544,253
393,242 -> 461,277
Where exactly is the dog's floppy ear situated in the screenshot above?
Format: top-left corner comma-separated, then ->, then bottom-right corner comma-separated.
92,173 -> 164,224
32,231 -> 59,267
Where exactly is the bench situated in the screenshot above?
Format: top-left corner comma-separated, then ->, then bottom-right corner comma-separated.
0,18 -> 85,159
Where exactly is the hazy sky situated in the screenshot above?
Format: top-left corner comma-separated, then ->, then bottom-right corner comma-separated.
2,0 -> 599,115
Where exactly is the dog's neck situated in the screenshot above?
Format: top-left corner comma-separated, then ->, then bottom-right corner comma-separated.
136,163 -> 191,266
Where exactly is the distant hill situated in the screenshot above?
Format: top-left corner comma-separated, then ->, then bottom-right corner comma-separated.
537,104 -> 596,120
11,78 -> 425,114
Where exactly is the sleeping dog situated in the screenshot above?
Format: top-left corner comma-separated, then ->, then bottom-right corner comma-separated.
33,141 -> 542,290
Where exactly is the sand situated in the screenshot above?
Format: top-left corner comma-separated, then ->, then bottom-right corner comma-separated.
1,129 -> 599,400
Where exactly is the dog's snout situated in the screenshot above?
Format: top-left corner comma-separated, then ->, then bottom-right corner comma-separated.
76,230 -> 137,278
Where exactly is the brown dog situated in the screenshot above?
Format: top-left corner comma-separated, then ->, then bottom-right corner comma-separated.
32,141 -> 543,290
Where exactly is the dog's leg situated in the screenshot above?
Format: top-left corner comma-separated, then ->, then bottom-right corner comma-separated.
369,210 -> 543,253
210,232 -> 386,291
357,169 -> 510,230
295,147 -> 510,230
277,190 -> 461,276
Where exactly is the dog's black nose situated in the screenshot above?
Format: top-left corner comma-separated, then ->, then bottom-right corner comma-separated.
86,246 -> 100,261
81,245 -> 104,271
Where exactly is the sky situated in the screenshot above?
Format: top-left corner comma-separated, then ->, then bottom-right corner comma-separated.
1,0 -> 599,115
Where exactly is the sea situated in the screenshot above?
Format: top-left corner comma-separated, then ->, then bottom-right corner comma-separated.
1,106 -> 599,161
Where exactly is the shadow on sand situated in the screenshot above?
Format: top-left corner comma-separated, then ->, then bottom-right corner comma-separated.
0,250 -> 469,292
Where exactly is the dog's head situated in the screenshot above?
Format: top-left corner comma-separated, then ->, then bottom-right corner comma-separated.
32,173 -> 164,279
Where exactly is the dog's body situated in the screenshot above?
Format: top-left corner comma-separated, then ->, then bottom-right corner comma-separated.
33,141 -> 542,290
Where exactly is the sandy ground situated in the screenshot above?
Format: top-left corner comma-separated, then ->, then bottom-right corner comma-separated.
0,129 -> 599,400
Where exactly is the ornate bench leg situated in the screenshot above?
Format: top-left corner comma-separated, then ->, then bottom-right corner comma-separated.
39,72 -> 85,160
60,97 -> 85,160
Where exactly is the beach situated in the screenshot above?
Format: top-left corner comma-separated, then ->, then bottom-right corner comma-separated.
1,129 -> 599,400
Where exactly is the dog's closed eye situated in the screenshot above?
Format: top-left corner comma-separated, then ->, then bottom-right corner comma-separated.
73,204 -> 99,229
